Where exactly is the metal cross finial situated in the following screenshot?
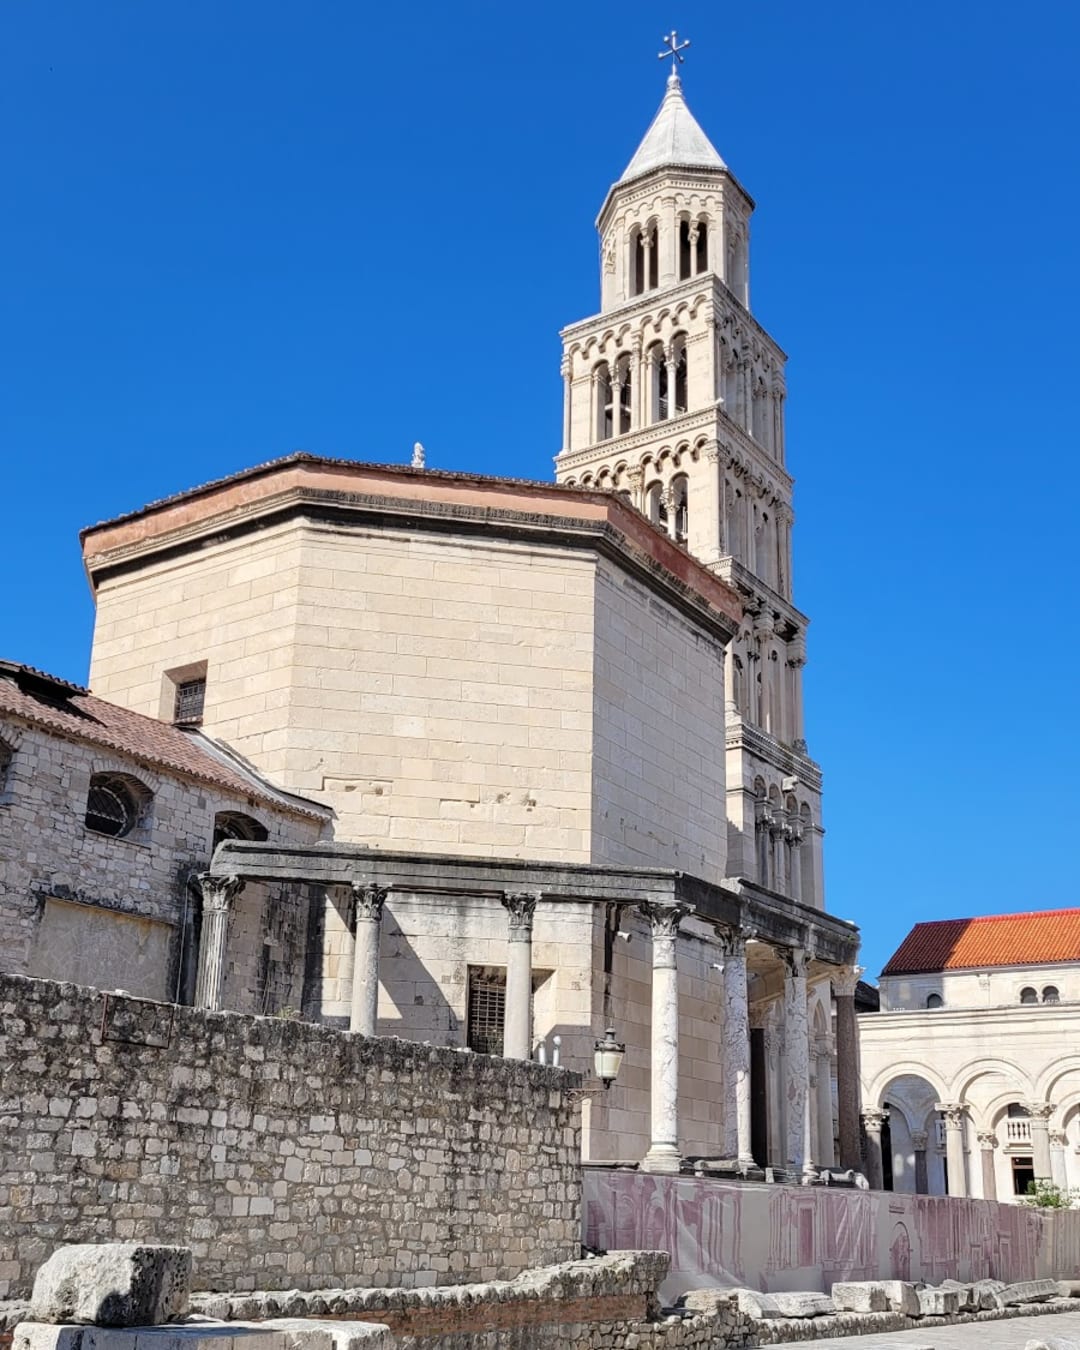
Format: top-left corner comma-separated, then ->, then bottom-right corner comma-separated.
658,31 -> 690,71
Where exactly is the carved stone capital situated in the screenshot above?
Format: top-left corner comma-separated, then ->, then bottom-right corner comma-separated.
862,1108 -> 888,1133
640,901 -> 690,941
936,1102 -> 966,1129
911,1130 -> 929,1151
1025,1101 -> 1055,1122
715,923 -> 752,958
781,946 -> 809,980
977,1131 -> 998,1149
198,874 -> 244,914
501,890 -> 539,937
832,965 -> 864,997
1051,1131 -> 1068,1148
349,881 -> 388,929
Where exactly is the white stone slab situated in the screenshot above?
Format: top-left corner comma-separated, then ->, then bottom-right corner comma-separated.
1002,1280 -> 1060,1304
30,1247 -> 192,1327
831,1282 -> 889,1313
877,1281 -> 921,1315
917,1288 -> 960,1316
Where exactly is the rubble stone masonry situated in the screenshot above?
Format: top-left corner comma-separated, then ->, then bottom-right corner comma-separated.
0,973 -> 582,1300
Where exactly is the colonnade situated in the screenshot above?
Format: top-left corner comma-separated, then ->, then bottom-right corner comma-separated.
193,875 -> 861,1177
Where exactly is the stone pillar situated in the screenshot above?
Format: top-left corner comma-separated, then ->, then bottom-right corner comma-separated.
349,882 -> 388,1036
862,1108 -> 887,1190
814,1038 -> 835,1168
937,1103 -> 968,1197
1027,1102 -> 1055,1181
630,343 -> 642,431
718,926 -> 753,1164
977,1131 -> 998,1200
665,351 -> 678,420
501,891 -> 538,1060
640,902 -> 689,1174
1050,1131 -> 1068,1188
912,1130 -> 929,1194
560,355 -> 572,452
833,965 -> 864,1170
194,874 -> 244,1011
782,947 -> 815,1179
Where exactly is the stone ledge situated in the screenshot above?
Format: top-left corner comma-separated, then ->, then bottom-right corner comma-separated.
749,1295 -> 1080,1344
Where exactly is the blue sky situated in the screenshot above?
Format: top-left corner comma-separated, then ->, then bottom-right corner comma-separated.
3,1 -> 1078,978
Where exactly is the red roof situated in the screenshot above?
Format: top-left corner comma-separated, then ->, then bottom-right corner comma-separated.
0,662 -> 326,820
881,909 -> 1080,976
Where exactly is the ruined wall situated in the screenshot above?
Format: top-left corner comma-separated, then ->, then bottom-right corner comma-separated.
0,718 -> 323,1014
0,974 -> 582,1300
583,1167 -> 1080,1300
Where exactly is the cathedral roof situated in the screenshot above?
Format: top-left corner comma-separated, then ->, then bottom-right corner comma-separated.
881,908 -> 1080,976
618,72 -> 727,185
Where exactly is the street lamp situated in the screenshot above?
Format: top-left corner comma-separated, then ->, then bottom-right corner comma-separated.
593,1027 -> 625,1088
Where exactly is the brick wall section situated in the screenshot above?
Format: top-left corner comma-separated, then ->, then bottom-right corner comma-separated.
0,974 -> 582,1300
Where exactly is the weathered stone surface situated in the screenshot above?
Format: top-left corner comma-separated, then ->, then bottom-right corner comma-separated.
830,1282 -> 889,1313
733,1288 -> 835,1319
1025,1339 -> 1080,1350
878,1281 -> 922,1315
974,1278 -> 1007,1310
1002,1279 -> 1060,1304
918,1287 -> 960,1316
30,1246 -> 192,1327
938,1280 -> 978,1310
1059,1280 -> 1080,1298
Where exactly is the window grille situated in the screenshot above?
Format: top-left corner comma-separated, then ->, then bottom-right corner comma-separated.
467,968 -> 506,1057
174,678 -> 206,724
85,777 -> 138,838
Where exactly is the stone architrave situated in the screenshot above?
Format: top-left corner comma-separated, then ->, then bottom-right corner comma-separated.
348,882 -> 388,1036
30,1244 -> 192,1326
1026,1102 -> 1056,1181
193,875 -> 244,1011
640,901 -> 690,1174
936,1102 -> 968,1196
717,924 -> 753,1163
977,1131 -> 998,1201
832,964 -> 864,1169
501,891 -> 539,1060
911,1129 -> 929,1194
861,1108 -> 887,1190
782,947 -> 814,1178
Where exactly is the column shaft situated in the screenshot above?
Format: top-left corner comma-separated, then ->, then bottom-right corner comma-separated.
980,1144 -> 998,1201
1030,1112 -> 1053,1180
815,1050 -> 835,1168
560,359 -> 572,452
833,967 -> 863,1170
501,892 -> 538,1060
783,948 -> 814,1178
938,1104 -> 968,1197
641,903 -> 688,1174
193,875 -> 244,1011
720,929 -> 753,1163
349,883 -> 387,1036
862,1113 -> 885,1190
912,1132 -> 929,1194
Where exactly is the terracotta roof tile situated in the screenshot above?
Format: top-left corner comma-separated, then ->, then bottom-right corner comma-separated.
0,662 -> 326,821
881,909 -> 1080,976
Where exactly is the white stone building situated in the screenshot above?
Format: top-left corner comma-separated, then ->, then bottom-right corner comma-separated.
859,908 -> 1080,1201
3,66 -> 862,1179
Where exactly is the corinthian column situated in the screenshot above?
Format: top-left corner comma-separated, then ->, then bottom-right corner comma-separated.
782,947 -> 814,1179
718,926 -> 753,1164
194,874 -> 245,1011
349,882 -> 387,1035
815,1037 -> 835,1168
862,1108 -> 886,1190
977,1131 -> 998,1200
560,355 -> 572,453
833,964 -> 864,1169
640,902 -> 690,1174
1050,1131 -> 1068,1188
501,891 -> 538,1060
1027,1102 -> 1055,1181
937,1102 -> 968,1196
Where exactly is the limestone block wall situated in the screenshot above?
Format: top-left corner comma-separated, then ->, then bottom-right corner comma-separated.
591,559 -> 727,883
880,964 -> 1080,1012
0,721 -> 321,1012
0,973 -> 582,1300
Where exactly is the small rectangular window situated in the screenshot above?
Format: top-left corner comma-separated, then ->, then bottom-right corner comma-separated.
467,967 -> 506,1056
173,678 -> 206,725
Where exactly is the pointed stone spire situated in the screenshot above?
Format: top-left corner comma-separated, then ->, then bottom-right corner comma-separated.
619,71 -> 727,184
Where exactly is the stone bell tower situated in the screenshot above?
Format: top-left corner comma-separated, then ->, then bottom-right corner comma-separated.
554,63 -> 826,911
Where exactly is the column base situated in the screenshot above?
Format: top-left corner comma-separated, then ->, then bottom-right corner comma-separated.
641,1144 -> 682,1174
801,1161 -> 820,1185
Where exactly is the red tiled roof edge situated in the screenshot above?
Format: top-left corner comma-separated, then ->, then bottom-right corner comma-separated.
881,908 -> 1080,976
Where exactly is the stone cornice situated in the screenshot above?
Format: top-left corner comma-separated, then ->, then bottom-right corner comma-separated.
595,164 -> 756,239
82,467 -> 742,643
725,720 -> 823,791
715,559 -> 808,631
560,275 -> 787,365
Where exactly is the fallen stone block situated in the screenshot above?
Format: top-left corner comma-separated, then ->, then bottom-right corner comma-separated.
13,1325 -> 284,1350
1058,1280 -> 1080,1298
1002,1279 -> 1060,1305
917,1288 -> 959,1316
877,1281 -> 921,1315
30,1246 -> 192,1327
265,1321 -> 394,1349
973,1278 -> 1006,1310
831,1282 -> 889,1313
1025,1339 -> 1080,1350
732,1289 -> 835,1319
938,1280 -> 978,1311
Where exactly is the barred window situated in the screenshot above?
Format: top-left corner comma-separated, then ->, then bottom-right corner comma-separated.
85,773 -> 146,839
466,967 -> 506,1057
174,678 -> 206,725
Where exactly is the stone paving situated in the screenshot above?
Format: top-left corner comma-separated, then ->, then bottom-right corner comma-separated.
770,1308 -> 1080,1350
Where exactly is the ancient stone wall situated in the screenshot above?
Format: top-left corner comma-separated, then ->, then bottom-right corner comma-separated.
0,974 -> 582,1300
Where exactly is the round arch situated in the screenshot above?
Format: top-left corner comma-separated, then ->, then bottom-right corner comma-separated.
949,1057 -> 1036,1104
1035,1056 -> 1080,1101
865,1060 -> 948,1107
